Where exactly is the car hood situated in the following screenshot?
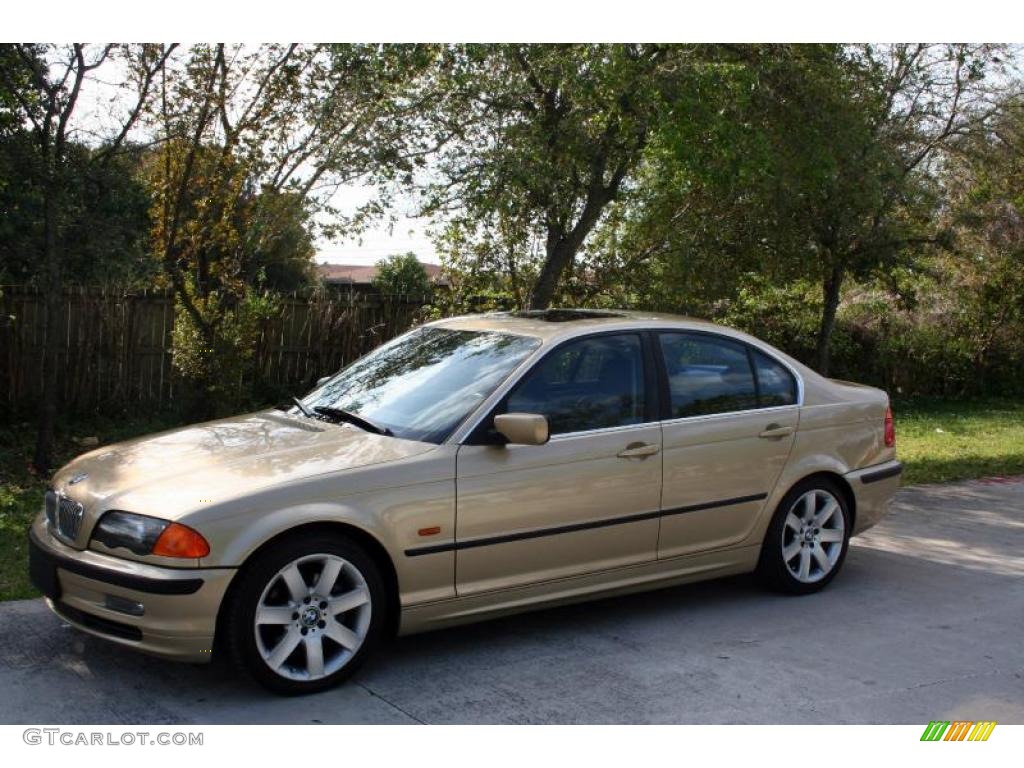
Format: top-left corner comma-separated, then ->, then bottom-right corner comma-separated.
51,410 -> 436,528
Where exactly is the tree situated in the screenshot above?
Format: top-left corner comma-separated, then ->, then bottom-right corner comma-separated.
941,95 -> 1024,386
139,142 -> 315,294
147,44 -> 428,406
0,136 -> 155,285
0,46 -> 34,137
606,44 -> 1009,373
422,44 -> 698,309
803,43 -> 1007,374
371,252 -> 432,297
0,43 -> 174,470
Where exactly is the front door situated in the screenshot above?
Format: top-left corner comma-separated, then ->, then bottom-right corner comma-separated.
655,331 -> 799,558
455,332 -> 663,596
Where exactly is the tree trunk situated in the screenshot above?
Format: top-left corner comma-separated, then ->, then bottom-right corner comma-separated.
32,172 -> 62,473
530,238 -> 577,310
815,265 -> 844,377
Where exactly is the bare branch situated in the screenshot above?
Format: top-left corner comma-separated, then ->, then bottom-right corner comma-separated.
95,43 -> 179,166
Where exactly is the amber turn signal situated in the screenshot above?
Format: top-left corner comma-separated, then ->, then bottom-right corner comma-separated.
152,522 -> 210,558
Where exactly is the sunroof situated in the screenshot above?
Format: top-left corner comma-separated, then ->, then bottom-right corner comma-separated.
510,309 -> 626,323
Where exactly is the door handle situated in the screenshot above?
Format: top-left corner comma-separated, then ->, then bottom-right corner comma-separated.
617,442 -> 661,459
759,424 -> 794,439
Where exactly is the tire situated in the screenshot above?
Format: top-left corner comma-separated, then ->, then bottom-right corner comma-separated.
756,477 -> 851,595
224,531 -> 387,695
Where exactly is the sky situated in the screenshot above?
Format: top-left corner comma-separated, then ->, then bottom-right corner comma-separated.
315,222 -> 437,266
316,185 -> 438,266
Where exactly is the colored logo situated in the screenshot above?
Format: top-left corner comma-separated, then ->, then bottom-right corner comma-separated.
920,721 -> 996,741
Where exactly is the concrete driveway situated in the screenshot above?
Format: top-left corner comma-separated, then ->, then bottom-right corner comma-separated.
1,478 -> 1022,724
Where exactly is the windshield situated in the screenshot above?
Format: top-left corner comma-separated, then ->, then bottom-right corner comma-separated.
298,326 -> 541,443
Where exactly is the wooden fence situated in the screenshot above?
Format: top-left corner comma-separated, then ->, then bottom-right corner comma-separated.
0,286 -> 429,415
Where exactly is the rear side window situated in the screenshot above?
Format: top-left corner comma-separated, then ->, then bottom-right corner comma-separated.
752,349 -> 797,407
657,333 -> 798,417
506,333 -> 646,434
659,333 -> 758,417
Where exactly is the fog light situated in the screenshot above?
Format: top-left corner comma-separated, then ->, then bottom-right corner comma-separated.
104,594 -> 144,616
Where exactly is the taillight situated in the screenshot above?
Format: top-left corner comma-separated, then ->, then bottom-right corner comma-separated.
884,406 -> 896,448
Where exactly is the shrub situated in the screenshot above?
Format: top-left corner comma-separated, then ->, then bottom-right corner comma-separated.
171,288 -> 283,416
710,274 -> 1024,398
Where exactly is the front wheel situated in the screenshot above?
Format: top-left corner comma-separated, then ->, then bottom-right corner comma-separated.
225,532 -> 387,695
757,479 -> 851,594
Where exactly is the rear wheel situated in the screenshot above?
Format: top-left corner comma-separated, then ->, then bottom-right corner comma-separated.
225,532 -> 387,695
757,478 -> 851,594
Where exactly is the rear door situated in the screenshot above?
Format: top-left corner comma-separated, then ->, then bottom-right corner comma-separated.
455,332 -> 663,595
655,331 -> 799,558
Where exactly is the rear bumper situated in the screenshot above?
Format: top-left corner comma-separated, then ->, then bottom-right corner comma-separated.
845,460 -> 902,535
28,517 -> 235,663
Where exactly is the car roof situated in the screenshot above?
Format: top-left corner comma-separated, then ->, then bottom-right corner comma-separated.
428,309 -> 759,345
425,309 -> 884,418
426,308 -> 824,396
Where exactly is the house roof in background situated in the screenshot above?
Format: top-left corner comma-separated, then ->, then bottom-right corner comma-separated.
316,261 -> 448,286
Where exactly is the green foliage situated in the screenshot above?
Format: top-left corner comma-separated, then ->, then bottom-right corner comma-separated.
603,44 -> 1003,372
2,43 -> 1024,411
170,288 -> 282,414
148,44 -> 427,399
0,135 -> 155,285
942,97 -> 1024,386
710,269 -> 1024,400
0,45 -> 39,136
0,44 -> 178,471
718,275 -> 823,358
240,190 -> 318,292
0,46 -> 163,288
425,44 -> 697,307
371,252 -> 432,297
0,474 -> 41,599
423,285 -> 518,322
829,294 -> 977,397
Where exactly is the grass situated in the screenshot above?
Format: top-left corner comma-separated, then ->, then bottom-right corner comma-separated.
1,397 -> 1022,601
894,397 -> 1024,486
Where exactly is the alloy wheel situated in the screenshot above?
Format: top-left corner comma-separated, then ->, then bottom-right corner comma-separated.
254,553 -> 372,681
780,489 -> 845,584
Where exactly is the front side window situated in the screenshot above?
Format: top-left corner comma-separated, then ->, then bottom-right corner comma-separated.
302,327 -> 540,443
506,333 -> 647,435
659,333 -> 758,417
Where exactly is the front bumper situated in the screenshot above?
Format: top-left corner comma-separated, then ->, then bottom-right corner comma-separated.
845,460 -> 903,535
28,517 -> 236,663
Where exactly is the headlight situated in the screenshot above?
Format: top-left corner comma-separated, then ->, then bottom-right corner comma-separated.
91,511 -> 210,558
92,511 -> 167,555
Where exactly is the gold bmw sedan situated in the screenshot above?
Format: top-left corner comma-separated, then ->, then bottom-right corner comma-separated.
28,310 -> 901,694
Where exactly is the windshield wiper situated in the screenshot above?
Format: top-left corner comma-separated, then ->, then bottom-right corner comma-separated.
291,397 -> 316,419
313,406 -> 393,436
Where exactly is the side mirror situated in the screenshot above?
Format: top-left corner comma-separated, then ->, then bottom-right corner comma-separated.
316,376 -> 331,388
493,413 -> 549,446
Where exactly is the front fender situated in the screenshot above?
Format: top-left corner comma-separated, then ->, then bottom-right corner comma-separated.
190,475 -> 457,607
